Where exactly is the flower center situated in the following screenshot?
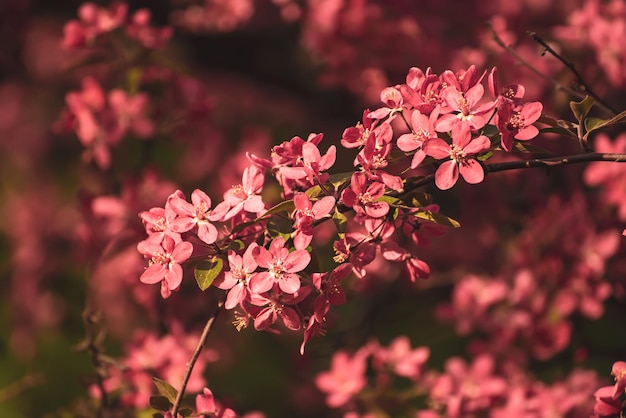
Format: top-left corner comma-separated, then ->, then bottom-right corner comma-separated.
358,192 -> 374,205
449,144 -> 467,163
506,112 -> 525,131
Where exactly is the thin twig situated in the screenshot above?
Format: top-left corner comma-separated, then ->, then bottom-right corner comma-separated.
488,22 -> 584,101
528,31 -> 618,116
0,374 -> 45,403
400,152 -> 626,195
485,152 -> 626,173
171,298 -> 224,417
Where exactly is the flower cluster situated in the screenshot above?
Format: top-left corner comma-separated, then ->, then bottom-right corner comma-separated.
62,2 -> 172,50
316,337 -> 600,417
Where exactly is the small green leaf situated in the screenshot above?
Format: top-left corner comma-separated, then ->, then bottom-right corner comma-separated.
194,257 -> 224,291
305,185 -> 323,199
477,151 -> 493,161
152,377 -> 178,404
227,239 -> 245,251
149,395 -> 172,412
179,408 -> 194,417
584,117 -> 606,132
396,187 -> 432,207
512,141 -> 555,156
570,96 -> 595,123
583,109 -> 626,141
378,195 -> 402,205
230,220 -> 256,235
333,209 -> 347,237
259,200 -> 295,218
539,126 -> 578,140
328,171 -> 353,191
413,210 -> 461,228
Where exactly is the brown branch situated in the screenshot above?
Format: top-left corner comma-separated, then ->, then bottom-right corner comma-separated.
0,374 -> 45,403
488,23 -> 584,101
528,31 -> 618,116
484,152 -> 626,173
400,152 -> 626,195
171,298 -> 224,417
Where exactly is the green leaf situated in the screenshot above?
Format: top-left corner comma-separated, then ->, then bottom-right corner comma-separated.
584,117 -> 606,132
413,210 -> 461,228
378,195 -> 402,205
227,239 -> 245,251
477,151 -> 493,161
230,220 -> 256,235
512,141 -> 555,156
305,185 -> 323,199
179,408 -> 194,417
583,109 -> 626,141
152,377 -> 178,405
149,395 -> 172,412
333,209 -> 348,237
328,171 -> 353,191
539,126 -> 578,140
194,257 -> 224,291
570,96 -> 595,123
258,200 -> 295,218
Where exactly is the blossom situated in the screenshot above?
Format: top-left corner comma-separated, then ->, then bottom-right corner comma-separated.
340,172 -> 389,218
213,243 -> 259,309
316,348 -> 369,408
221,165 -> 266,220
249,288 -> 309,331
292,193 -> 336,250
137,235 -> 193,298
435,83 -> 494,132
396,109 -> 438,169
423,124 -> 490,190
496,100 -> 543,152
168,189 -> 224,244
249,236 -> 310,294
612,361 -> 626,398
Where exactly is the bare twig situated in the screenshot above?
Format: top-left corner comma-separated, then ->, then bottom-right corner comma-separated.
171,298 -> 224,417
0,374 -> 45,403
400,152 -> 626,195
488,23 -> 583,101
528,31 -> 618,116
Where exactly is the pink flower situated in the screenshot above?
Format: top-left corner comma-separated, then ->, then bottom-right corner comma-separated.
340,172 -> 389,218
375,336 -> 429,380
367,86 -> 404,120
396,109 -> 438,169
423,124 -> 490,190
195,388 -> 237,418
249,236 -> 310,294
592,386 -> 622,417
341,109 -> 374,149
435,83 -> 494,132
168,189 -> 224,244
61,2 -> 128,49
293,193 -> 336,250
612,361 -> 626,398
214,243 -> 259,310
496,101 -> 543,152
222,165 -> 266,220
137,235 -> 193,298
279,141 -> 336,187
249,289 -> 309,331
126,9 -> 173,50
316,348 -> 369,408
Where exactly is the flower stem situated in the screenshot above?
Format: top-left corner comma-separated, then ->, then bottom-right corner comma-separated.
171,298 -> 224,417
